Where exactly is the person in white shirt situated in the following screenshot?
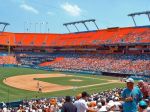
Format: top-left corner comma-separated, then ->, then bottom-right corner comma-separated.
74,91 -> 96,112
98,99 -> 107,112
3,107 -> 7,112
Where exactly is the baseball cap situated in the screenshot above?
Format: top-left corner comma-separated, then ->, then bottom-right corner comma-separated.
139,100 -> 147,109
82,91 -> 90,97
126,78 -> 134,83
138,80 -> 144,83
106,100 -> 115,110
97,102 -> 102,107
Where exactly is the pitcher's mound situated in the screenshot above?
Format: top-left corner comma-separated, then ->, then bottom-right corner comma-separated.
70,79 -> 83,82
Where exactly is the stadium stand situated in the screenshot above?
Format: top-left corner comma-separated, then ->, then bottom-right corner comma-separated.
0,27 -> 150,47
0,13 -> 150,111
38,53 -> 150,75
0,55 -> 17,65
0,87 -> 149,112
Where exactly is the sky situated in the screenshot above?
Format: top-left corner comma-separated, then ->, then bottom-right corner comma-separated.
0,0 -> 150,33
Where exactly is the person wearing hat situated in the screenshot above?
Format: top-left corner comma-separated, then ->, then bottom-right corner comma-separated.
74,91 -> 96,112
106,100 -> 115,112
121,78 -> 143,112
61,96 -> 77,112
138,100 -> 148,112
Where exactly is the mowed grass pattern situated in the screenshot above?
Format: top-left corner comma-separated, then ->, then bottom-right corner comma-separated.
0,67 -> 125,102
37,76 -> 107,86
0,67 -> 53,102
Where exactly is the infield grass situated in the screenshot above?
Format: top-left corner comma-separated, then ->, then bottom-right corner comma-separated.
0,67 -> 125,102
37,76 -> 108,86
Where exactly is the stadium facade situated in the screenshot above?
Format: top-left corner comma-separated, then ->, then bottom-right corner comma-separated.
0,11 -> 149,79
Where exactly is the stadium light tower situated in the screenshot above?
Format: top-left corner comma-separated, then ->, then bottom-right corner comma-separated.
25,22 -> 29,32
48,28 -> 50,33
35,22 -> 38,33
0,22 -> 10,32
24,22 -> 26,33
45,22 -> 48,33
40,22 -> 44,33
128,11 -> 150,26
29,22 -> 32,33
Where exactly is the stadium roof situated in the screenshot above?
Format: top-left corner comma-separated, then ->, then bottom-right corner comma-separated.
0,22 -> 10,32
128,11 -> 150,16
128,11 -> 150,26
63,19 -> 99,33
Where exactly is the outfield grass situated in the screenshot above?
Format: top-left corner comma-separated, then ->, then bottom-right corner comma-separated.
0,67 -> 125,102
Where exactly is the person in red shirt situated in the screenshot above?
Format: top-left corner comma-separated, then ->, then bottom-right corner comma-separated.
138,80 -> 150,99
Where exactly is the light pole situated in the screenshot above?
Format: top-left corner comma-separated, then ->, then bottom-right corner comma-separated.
40,22 -> 41,33
48,28 -> 50,33
29,22 -> 32,33
24,22 -> 27,33
26,22 -> 29,32
45,22 -> 48,33
35,23 -> 38,33
40,22 -> 44,33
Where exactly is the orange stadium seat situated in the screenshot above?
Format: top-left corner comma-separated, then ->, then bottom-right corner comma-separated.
33,34 -> 46,46
14,33 -> 35,46
112,28 -> 130,43
14,33 -> 24,45
89,30 -> 106,45
100,29 -> 118,44
123,28 -> 147,43
0,27 -> 149,46
46,34 -> 61,46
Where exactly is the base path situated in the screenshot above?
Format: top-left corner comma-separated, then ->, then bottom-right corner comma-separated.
3,74 -> 123,93
4,74 -> 73,93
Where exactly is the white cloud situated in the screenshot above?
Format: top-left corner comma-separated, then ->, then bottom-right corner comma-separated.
61,2 -> 81,17
20,3 -> 39,14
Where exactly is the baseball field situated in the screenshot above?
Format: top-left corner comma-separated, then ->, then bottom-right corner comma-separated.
0,67 -> 125,102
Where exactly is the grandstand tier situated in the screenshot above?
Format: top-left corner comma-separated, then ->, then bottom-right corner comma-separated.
0,27 -> 150,47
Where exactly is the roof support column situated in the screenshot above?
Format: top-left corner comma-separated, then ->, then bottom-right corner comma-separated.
82,22 -> 89,31
73,24 -> 79,32
131,16 -> 137,26
64,25 -> 71,33
147,14 -> 150,22
93,21 -> 99,30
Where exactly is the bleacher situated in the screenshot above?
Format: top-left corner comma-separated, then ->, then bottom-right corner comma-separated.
0,27 -> 149,47
37,53 -> 150,75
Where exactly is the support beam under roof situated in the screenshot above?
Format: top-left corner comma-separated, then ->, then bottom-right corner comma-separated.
0,22 -> 10,32
63,19 -> 99,33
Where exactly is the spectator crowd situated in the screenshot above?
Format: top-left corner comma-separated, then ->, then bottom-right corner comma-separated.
0,53 -> 149,76
40,54 -> 150,75
0,78 -> 150,112
0,56 -> 17,65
